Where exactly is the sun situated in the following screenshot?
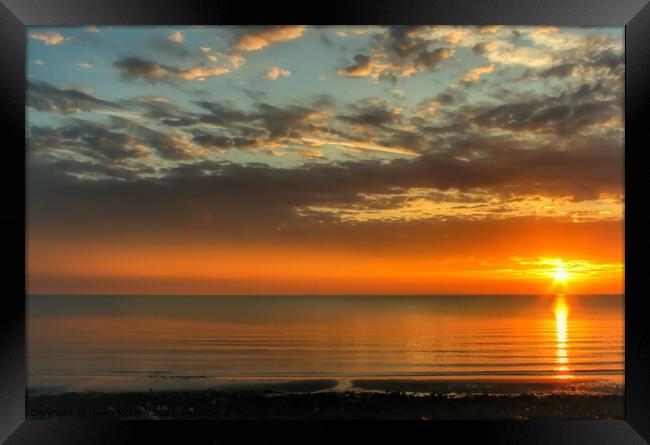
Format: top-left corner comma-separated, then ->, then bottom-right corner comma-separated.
553,267 -> 569,282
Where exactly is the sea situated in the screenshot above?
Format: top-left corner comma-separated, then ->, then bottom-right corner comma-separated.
27,294 -> 624,395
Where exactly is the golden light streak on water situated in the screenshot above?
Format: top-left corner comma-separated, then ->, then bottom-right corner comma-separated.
554,295 -> 572,379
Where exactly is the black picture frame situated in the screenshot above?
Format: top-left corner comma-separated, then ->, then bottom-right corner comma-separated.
2,0 -> 649,443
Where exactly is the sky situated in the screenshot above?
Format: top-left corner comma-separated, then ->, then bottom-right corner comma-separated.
26,25 -> 624,295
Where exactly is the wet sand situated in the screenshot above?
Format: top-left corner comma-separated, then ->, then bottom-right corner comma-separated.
350,377 -> 624,395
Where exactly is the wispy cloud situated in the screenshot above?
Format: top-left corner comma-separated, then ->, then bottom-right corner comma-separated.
460,64 -> 494,83
178,65 -> 231,81
303,137 -> 420,156
29,31 -> 69,45
264,66 -> 291,80
233,26 -> 307,51
112,57 -> 231,83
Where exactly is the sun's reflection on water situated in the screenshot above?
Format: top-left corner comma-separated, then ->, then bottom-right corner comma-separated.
554,295 -> 572,379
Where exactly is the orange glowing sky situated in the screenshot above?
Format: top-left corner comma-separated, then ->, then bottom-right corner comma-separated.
26,26 -> 624,295
27,216 -> 623,294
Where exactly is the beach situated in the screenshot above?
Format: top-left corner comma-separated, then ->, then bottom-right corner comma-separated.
27,378 -> 624,420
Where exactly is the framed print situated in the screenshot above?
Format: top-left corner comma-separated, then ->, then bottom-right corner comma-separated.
1,0 -> 649,443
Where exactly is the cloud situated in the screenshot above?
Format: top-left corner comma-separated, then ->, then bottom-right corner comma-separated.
413,99 -> 438,117
303,138 -> 419,156
111,117 -> 196,160
29,120 -> 147,162
539,63 -> 576,78
338,54 -> 376,78
264,66 -> 291,80
233,26 -> 307,51
31,73 -> 620,188
478,25 -> 503,34
179,100 -> 340,155
191,134 -> 234,152
132,95 -> 423,157
377,130 -> 429,153
481,40 -> 554,68
27,80 -> 120,114
168,30 -> 184,43
199,46 -> 219,62
147,35 -> 193,59
30,113 -> 200,163
338,100 -> 401,128
469,86 -> 620,136
77,63 -> 94,70
221,53 -> 246,69
113,57 -> 230,83
178,65 -> 231,80
25,26 -> 624,264
588,49 -> 624,72
29,31 -> 69,45
435,93 -> 456,105
298,149 -> 326,158
125,96 -> 198,126
194,101 -> 249,126
113,57 -> 174,83
338,27 -> 455,81
251,103 -> 320,138
460,63 -> 494,83
472,42 -> 489,55
411,48 -> 454,72
27,134 -> 622,243
338,26 -> 618,85
301,188 -> 622,223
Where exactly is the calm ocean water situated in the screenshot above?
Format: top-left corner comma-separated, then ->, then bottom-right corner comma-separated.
27,295 -> 624,394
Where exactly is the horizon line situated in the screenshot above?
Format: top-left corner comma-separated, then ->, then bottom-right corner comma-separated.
26,293 -> 625,297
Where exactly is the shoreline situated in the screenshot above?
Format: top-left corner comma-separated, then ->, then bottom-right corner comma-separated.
28,375 -> 624,396
27,387 -> 624,420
